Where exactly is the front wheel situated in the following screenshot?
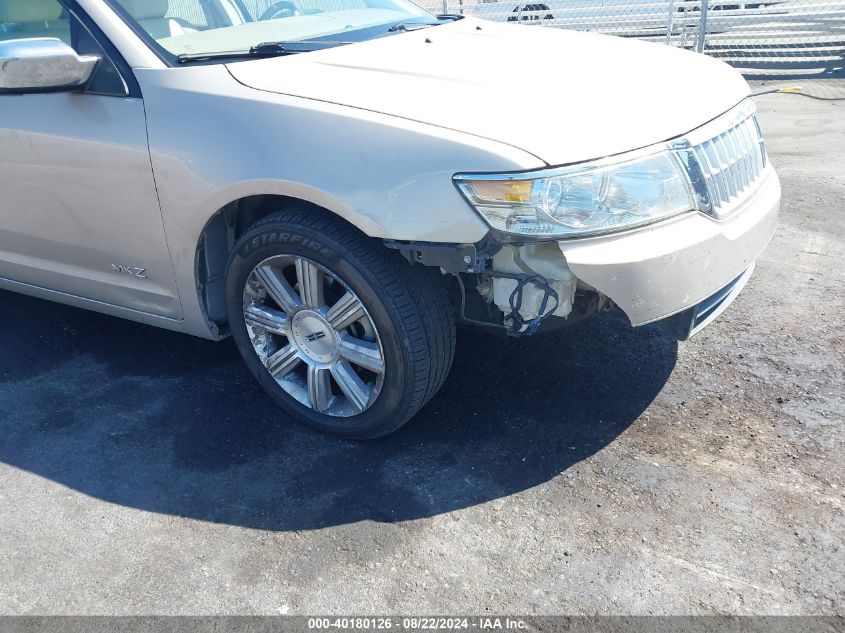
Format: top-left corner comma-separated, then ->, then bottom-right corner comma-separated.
225,208 -> 456,439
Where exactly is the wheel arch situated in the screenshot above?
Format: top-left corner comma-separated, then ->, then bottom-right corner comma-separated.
194,188 -> 387,334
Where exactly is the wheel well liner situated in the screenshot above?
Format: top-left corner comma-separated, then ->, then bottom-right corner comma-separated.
196,195 -> 365,331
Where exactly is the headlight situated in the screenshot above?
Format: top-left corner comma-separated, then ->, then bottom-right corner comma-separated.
454,149 -> 696,238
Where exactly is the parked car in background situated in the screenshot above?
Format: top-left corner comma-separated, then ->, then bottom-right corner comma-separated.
466,0 -> 788,36
505,3 -> 554,22
467,0 -> 687,34
0,0 -> 779,438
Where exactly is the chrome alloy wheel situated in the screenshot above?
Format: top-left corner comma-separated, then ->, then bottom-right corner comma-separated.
242,255 -> 385,417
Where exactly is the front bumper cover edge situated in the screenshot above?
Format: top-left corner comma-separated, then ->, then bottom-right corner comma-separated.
557,169 -> 780,327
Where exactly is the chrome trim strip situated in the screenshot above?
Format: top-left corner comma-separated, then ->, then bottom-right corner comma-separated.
688,102 -> 767,220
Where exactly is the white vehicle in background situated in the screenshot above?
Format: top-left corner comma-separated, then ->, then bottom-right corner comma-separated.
465,0 -> 788,36
467,0 -> 688,35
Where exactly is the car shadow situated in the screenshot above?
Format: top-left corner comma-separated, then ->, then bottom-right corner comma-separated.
0,289 -> 677,530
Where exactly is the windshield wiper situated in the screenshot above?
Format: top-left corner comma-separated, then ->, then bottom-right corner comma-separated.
252,40 -> 352,53
387,21 -> 441,32
178,40 -> 350,63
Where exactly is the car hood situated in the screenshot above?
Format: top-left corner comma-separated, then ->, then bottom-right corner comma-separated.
227,18 -> 749,166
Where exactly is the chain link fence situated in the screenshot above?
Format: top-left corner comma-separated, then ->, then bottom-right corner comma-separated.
163,0 -> 845,76
416,0 -> 845,76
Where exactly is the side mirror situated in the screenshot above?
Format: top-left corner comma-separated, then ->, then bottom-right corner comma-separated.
0,38 -> 100,95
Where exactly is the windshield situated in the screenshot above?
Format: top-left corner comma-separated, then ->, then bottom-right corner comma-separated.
108,0 -> 438,59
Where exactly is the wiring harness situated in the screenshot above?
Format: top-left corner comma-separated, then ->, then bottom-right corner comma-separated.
456,271 -> 560,336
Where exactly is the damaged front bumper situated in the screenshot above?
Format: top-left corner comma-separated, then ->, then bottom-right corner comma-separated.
557,167 -> 780,331
386,167 -> 779,337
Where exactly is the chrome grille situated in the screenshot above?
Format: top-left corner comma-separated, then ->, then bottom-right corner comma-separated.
690,109 -> 767,217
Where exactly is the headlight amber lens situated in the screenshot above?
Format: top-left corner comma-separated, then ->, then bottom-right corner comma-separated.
455,151 -> 696,238
467,180 -> 533,204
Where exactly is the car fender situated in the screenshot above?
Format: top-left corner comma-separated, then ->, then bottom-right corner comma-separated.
135,65 -> 543,338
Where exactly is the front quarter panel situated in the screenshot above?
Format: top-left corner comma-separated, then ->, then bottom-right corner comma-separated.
135,65 -> 543,337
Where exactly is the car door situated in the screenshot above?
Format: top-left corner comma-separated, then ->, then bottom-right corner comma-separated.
0,0 -> 182,319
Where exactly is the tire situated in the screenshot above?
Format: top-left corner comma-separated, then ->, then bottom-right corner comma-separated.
225,206 -> 456,439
